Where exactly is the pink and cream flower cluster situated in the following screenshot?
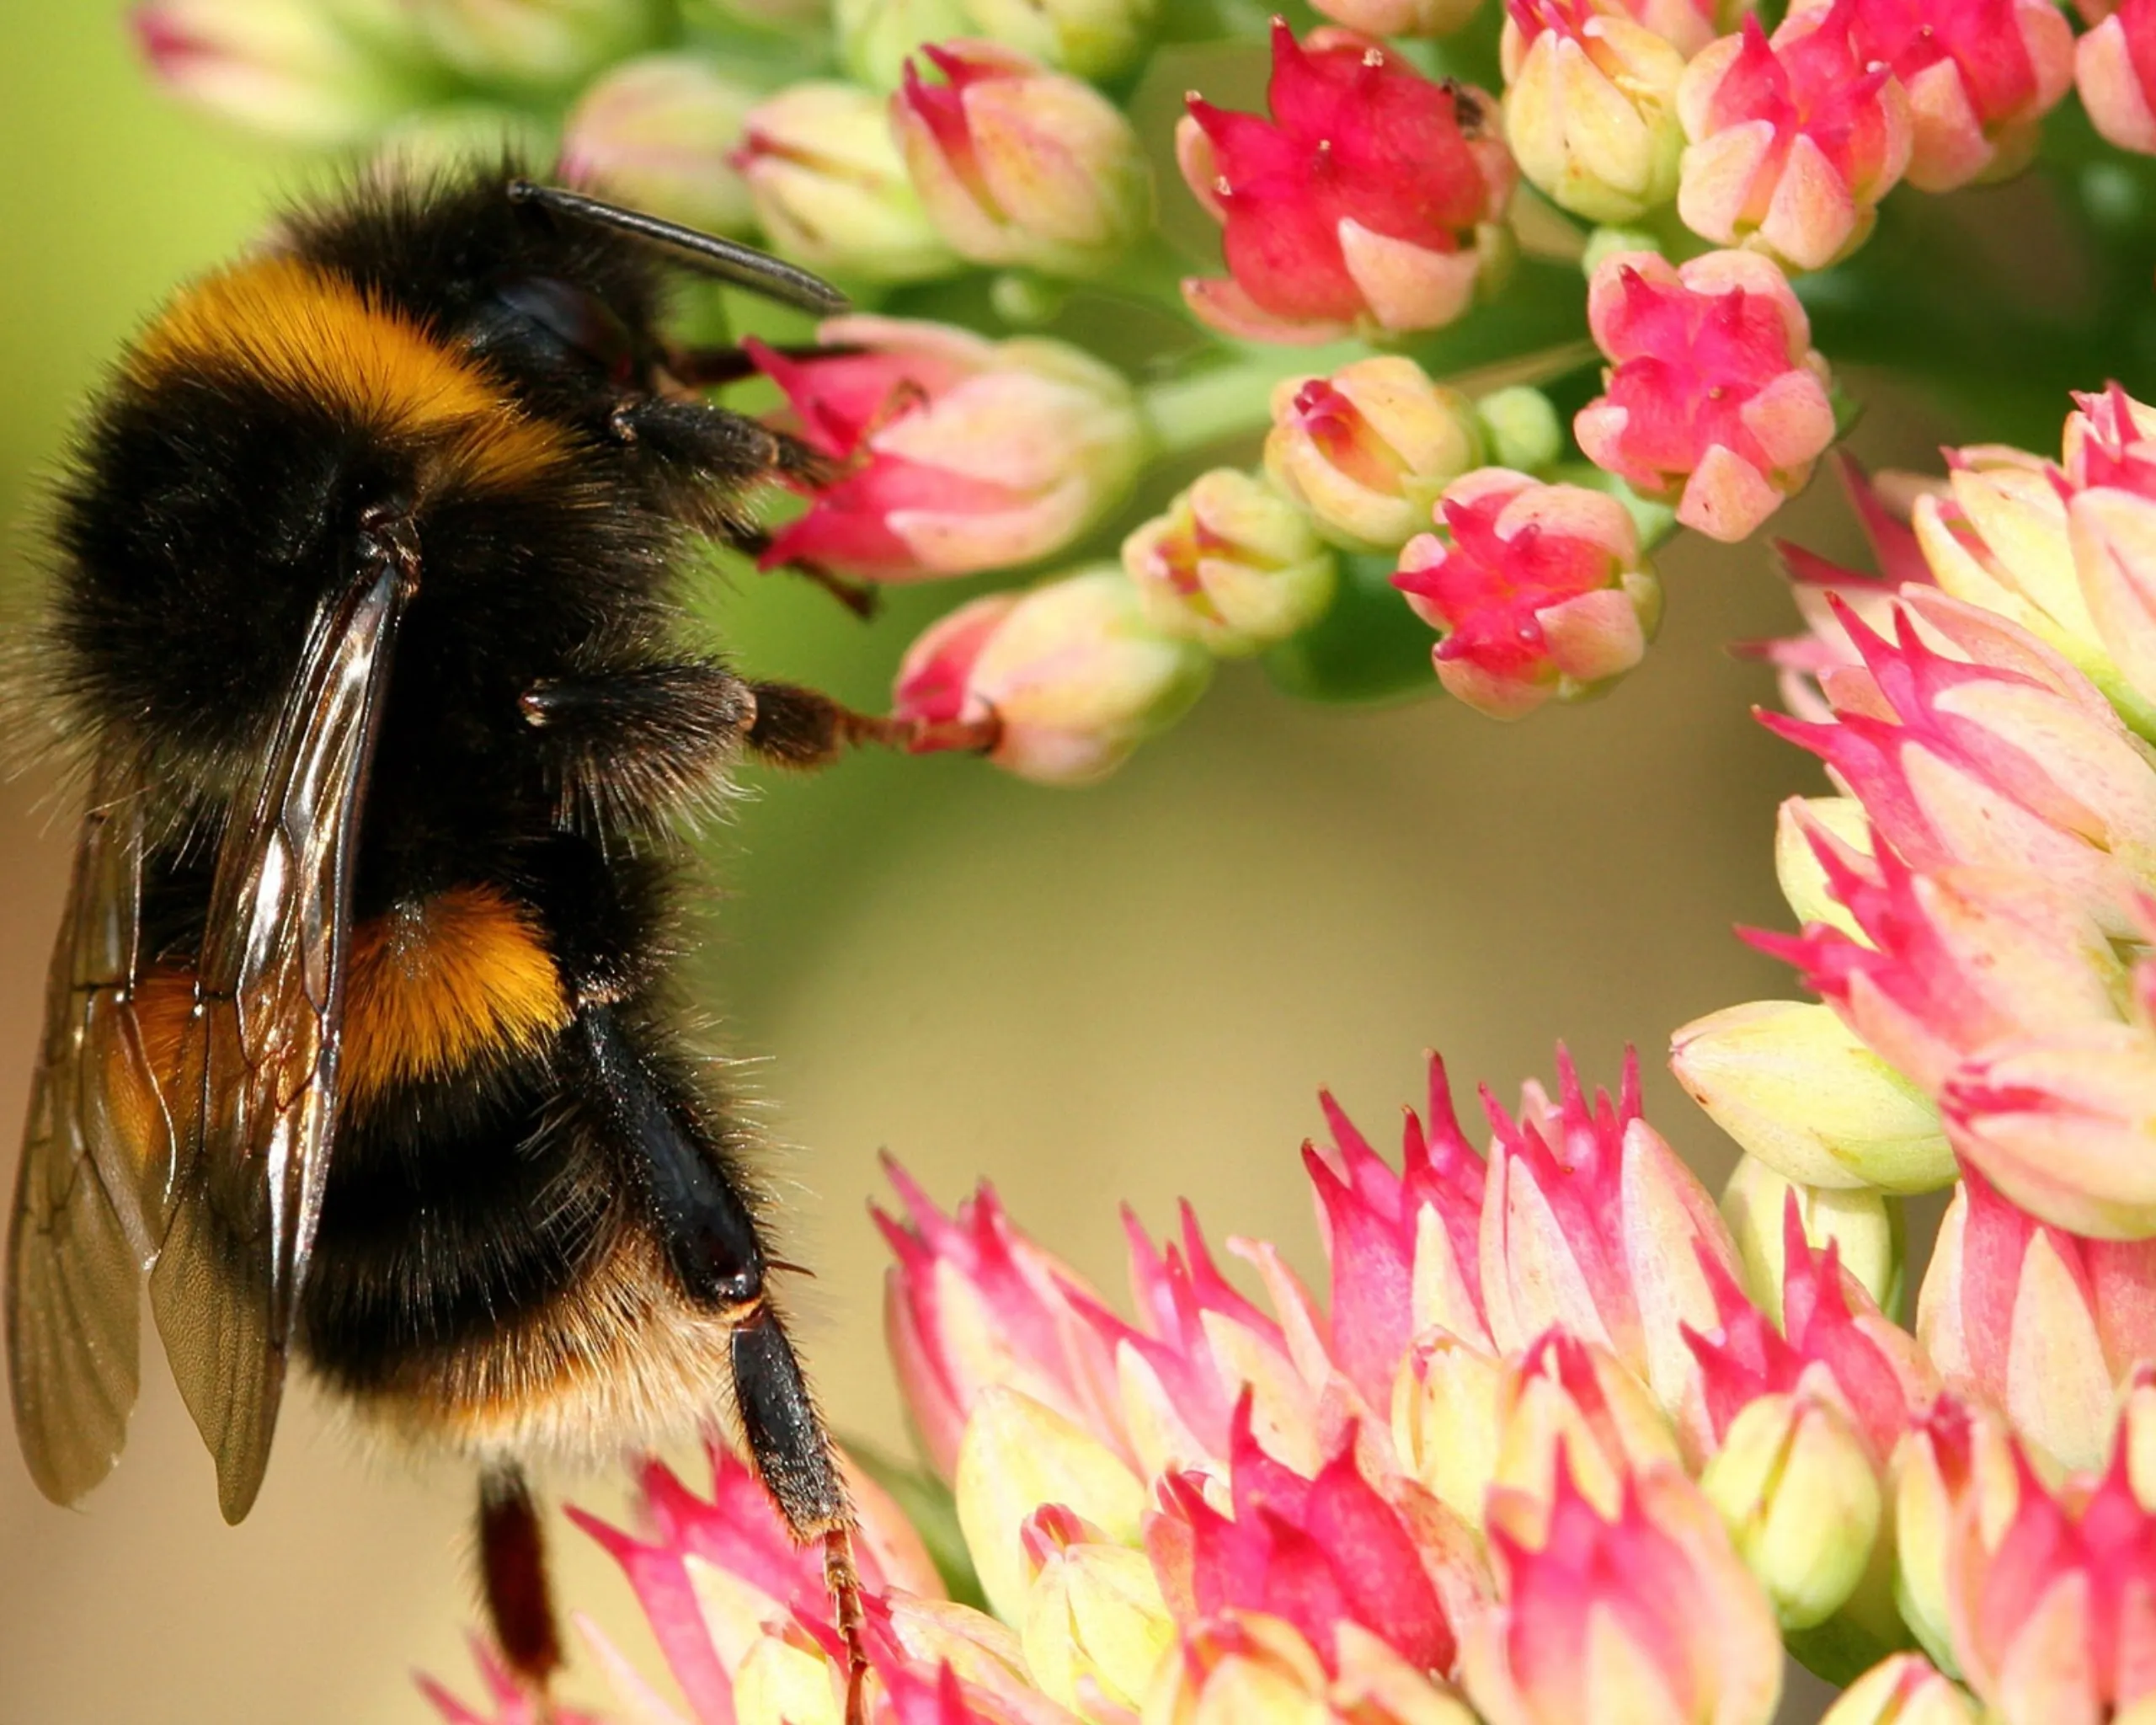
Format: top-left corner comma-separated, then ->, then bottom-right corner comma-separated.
430,1045 -> 2156,1725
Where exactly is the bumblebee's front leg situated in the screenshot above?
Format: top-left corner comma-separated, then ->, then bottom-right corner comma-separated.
570,1003 -> 871,1715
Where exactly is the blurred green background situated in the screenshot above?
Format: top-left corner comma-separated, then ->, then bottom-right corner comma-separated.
0,5 -> 1928,1720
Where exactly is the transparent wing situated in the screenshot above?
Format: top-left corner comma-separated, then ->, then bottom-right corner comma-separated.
6,761 -> 159,1504
149,543 -> 413,1523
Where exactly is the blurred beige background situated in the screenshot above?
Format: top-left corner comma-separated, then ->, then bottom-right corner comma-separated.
0,8 -> 1934,1720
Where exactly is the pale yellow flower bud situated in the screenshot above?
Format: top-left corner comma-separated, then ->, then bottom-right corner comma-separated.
1701,1391 -> 1883,1630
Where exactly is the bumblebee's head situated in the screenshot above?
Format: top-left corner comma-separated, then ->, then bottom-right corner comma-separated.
276,163 -> 844,417
45,162 -> 841,782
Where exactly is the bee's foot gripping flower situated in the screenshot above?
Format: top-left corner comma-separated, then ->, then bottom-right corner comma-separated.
1392,468 -> 1662,719
1575,248 -> 1837,544
427,1046 -> 1845,1725
1177,22 -> 1515,345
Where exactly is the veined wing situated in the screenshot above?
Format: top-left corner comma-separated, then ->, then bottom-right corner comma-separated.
149,532 -> 415,1523
7,759 -> 161,1504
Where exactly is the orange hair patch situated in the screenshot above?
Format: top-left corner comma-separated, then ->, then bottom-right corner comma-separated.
101,885 -> 568,1154
129,254 -> 570,493
341,885 -> 571,1101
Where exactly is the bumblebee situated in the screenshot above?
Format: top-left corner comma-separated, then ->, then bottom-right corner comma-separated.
4,163 -> 909,1700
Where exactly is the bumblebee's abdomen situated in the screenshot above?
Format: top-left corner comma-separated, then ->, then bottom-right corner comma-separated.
301,885 -> 768,1464
302,887 -> 589,1382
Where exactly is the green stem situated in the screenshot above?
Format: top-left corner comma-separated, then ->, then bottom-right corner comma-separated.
1136,342 -> 1364,457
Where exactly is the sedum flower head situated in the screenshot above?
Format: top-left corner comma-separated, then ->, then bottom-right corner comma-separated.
1393,468 -> 1662,719
1179,22 -> 1515,344
892,41 -> 1152,278
1123,469 -> 1338,658
1675,6 -> 1913,272
750,316 -> 1145,583
1575,248 -> 1837,543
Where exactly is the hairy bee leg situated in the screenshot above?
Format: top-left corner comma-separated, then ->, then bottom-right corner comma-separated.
742,680 -> 1001,770
478,1461 -> 565,1694
574,1002 -> 868,1716
606,398 -> 875,617
732,1304 -> 868,1723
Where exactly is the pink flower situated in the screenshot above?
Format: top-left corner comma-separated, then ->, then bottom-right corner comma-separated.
891,41 -> 1150,277
1803,0 -> 2073,190
2077,0 -> 2156,154
889,569 -> 1213,785
1754,457 -> 1940,721
1685,1195 -> 1935,1466
749,318 -> 1143,583
1486,1332 -> 1688,1518
1390,467 -> 1662,719
1501,0 -> 1688,222
1121,468 -> 1338,656
1476,1049 -> 1742,1455
1758,594 -> 2156,936
1941,1015 -> 2156,1243
1147,1396 -> 1464,1677
1746,819 -> 2124,1095
559,52 -> 760,235
1263,356 -> 1486,552
877,1160 -> 1123,1480
1675,6 -> 1913,271
1944,1439 -> 2156,1722
1177,22 -> 1514,344
1575,248 -> 1838,543
1150,1612 -> 1475,1725
420,1647 -> 604,1725
1464,1460 -> 1784,1724
425,1446 -> 950,1725
1305,1055 -> 1492,1397
1919,1165 -> 2156,1472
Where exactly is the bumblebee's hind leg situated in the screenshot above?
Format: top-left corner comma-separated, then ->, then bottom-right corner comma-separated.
572,1005 -> 871,1718
478,1461 -> 565,1696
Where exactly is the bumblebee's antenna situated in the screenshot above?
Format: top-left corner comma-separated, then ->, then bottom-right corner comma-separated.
507,180 -> 849,316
